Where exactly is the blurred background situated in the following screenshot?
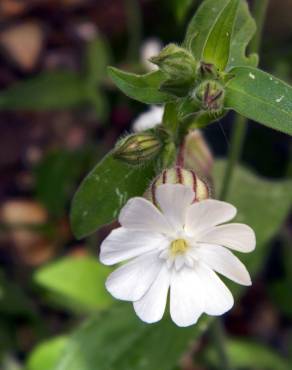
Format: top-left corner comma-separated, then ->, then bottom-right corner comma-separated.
0,0 -> 291,369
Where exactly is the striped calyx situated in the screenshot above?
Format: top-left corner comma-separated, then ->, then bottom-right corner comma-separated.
194,80 -> 225,113
145,167 -> 210,205
113,133 -> 161,166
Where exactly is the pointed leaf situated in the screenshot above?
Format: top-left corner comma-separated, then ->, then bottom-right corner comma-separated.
108,67 -> 172,104
202,0 -> 240,70
227,0 -> 258,69
184,0 -> 256,69
70,153 -> 156,239
184,0 -> 229,57
225,66 -> 292,135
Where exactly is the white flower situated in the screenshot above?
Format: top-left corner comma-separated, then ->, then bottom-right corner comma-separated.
100,184 -> 256,327
132,106 -> 164,132
140,38 -> 162,71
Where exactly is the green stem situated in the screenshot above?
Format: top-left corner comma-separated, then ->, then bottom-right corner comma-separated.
219,0 -> 269,201
220,114 -> 247,200
209,319 -> 232,370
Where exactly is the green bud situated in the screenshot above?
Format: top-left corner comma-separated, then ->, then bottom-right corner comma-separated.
150,44 -> 197,97
197,61 -> 219,79
145,167 -> 211,205
194,80 -> 225,114
113,133 -> 161,166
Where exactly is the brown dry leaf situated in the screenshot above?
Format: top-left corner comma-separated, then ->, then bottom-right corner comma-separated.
0,21 -> 44,71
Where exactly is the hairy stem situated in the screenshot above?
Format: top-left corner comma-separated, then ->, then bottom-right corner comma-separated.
219,0 -> 269,200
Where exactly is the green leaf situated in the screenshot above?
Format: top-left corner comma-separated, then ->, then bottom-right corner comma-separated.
202,0 -> 240,70
35,149 -> 92,218
108,67 -> 172,104
85,36 -> 110,85
70,153 -> 156,239
214,161 -> 292,275
169,0 -> 195,23
54,304 -> 208,370
184,0 -> 256,68
227,0 -> 258,69
225,66 -> 292,135
34,256 -> 113,311
205,337 -> 290,370
0,71 -> 86,110
26,336 -> 68,370
184,0 -> 229,58
228,339 -> 290,370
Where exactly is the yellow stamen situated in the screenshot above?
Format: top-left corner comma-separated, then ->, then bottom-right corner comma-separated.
170,239 -> 188,255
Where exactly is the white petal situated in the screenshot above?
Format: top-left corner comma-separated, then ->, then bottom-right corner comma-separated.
105,252 -> 161,301
198,223 -> 256,253
132,105 -> 163,132
197,244 -> 251,286
100,227 -> 168,265
156,184 -> 195,231
119,197 -> 171,233
174,255 -> 185,271
134,265 -> 170,323
170,267 -> 204,327
185,199 -> 237,235
196,263 -> 234,316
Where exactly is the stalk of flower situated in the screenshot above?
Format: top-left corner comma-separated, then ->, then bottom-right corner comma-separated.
99,170 -> 255,327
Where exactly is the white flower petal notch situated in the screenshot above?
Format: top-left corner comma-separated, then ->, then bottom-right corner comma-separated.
99,183 -> 256,327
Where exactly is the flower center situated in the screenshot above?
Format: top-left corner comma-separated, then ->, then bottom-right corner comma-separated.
170,239 -> 189,255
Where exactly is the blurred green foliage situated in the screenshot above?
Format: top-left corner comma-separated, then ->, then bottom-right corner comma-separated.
34,256 -> 113,312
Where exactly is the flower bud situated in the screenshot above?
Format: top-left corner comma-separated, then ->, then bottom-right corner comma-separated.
145,167 -> 210,205
150,44 -> 197,97
197,61 -> 219,79
194,80 -> 225,113
113,133 -> 161,166
183,130 -> 213,179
